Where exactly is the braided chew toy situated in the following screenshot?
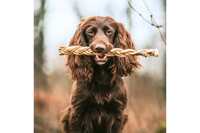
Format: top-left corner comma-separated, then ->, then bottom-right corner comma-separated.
59,46 -> 158,58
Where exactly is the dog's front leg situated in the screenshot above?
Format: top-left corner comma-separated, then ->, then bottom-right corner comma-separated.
60,106 -> 71,133
68,107 -> 95,133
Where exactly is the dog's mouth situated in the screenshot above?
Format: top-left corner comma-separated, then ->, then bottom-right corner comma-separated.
94,55 -> 108,65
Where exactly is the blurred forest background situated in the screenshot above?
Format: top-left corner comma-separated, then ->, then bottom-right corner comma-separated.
34,0 -> 166,133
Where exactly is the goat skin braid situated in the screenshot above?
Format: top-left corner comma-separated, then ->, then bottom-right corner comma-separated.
59,46 -> 158,58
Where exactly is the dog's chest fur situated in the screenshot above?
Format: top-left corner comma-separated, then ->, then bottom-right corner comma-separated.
71,65 -> 127,132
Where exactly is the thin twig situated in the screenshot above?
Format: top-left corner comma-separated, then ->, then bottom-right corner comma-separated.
128,1 -> 166,47
158,27 -> 166,46
142,0 -> 153,15
128,2 -> 152,25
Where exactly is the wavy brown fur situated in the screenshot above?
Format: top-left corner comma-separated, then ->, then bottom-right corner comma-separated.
60,16 -> 142,133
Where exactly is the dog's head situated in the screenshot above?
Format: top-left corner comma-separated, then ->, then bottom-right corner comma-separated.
66,16 -> 142,81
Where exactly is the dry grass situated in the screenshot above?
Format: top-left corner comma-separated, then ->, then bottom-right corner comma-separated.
34,71 -> 166,133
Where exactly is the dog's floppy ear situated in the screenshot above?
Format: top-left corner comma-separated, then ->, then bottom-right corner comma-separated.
69,23 -> 87,47
65,22 -> 94,81
111,23 -> 142,77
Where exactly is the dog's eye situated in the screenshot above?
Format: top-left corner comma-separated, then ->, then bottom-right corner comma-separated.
87,30 -> 94,36
106,30 -> 112,36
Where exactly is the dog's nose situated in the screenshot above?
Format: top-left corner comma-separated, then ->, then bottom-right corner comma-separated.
95,44 -> 106,53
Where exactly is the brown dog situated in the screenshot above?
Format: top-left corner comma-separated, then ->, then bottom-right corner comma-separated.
60,16 -> 141,133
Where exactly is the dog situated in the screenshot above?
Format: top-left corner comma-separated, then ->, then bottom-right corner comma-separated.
60,16 -> 141,133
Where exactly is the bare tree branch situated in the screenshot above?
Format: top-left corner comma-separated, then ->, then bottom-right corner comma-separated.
128,2 -> 152,25
128,1 -> 166,47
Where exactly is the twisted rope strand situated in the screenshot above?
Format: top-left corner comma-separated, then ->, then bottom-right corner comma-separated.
59,46 -> 158,58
